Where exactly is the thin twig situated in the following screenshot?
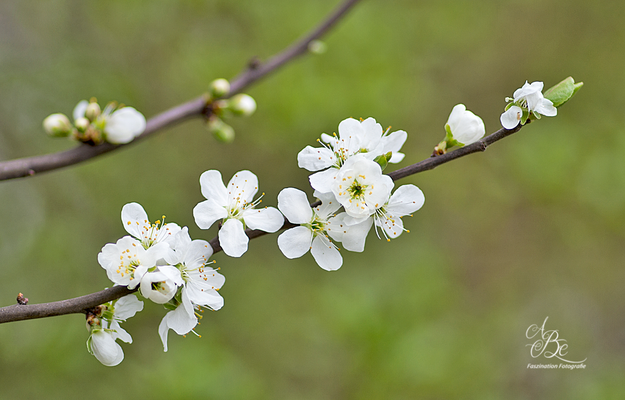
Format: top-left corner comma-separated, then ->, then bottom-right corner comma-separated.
0,0 -> 361,182
0,123 -> 525,324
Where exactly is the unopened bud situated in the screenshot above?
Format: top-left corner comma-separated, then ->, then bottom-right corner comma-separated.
85,101 -> 101,121
43,113 -> 72,137
207,117 -> 235,143
308,40 -> 327,54
74,117 -> 90,132
209,79 -> 231,98
228,94 -> 256,117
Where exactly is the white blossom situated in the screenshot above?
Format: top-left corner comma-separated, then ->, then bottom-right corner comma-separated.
500,81 -> 557,129
340,185 -> 425,252
277,188 -> 346,271
139,265 -> 183,304
87,295 -> 143,367
193,170 -> 284,257
331,154 -> 394,219
445,104 -> 485,145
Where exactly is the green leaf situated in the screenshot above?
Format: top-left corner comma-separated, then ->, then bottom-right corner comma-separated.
374,151 -> 392,170
544,76 -> 583,108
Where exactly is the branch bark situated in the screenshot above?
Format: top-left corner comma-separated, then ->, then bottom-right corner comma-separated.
0,0 -> 361,182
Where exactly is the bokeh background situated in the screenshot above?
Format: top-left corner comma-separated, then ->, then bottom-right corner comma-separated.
0,0 -> 623,398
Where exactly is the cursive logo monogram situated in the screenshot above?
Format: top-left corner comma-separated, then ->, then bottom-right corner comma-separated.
526,317 -> 587,364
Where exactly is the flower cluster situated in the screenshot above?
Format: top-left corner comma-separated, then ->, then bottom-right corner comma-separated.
84,78 -> 578,366
286,117 -> 426,270
43,98 -> 146,144
95,202 -> 224,365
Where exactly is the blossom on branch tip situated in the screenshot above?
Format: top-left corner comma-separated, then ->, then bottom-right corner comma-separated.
500,81 -> 557,129
277,188 -> 346,271
193,169 -> 284,257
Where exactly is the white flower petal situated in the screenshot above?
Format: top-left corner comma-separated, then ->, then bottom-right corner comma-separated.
500,106 -> 523,129
199,170 -> 228,205
336,118 -> 364,153
186,282 -> 224,310
73,100 -> 88,121
536,99 -> 557,117
377,211 -> 405,238
121,202 -> 149,239
113,295 -> 144,321
386,185 -> 425,215
219,218 -> 249,257
309,168 -> 339,194
139,269 -> 179,304
159,265 -> 184,286
341,217 -> 373,252
90,330 -> 124,367
313,190 -> 341,218
325,212 -> 348,242
277,188 -> 313,224
110,321 -> 132,344
226,170 -> 258,205
277,226 -> 313,259
243,207 -> 284,233
382,130 -> 408,163
358,117 -> 384,150
104,107 -> 146,144
193,198 -> 228,230
310,235 -> 342,271
180,238 -> 214,270
363,174 -> 394,213
158,315 -> 171,352
297,146 -> 335,172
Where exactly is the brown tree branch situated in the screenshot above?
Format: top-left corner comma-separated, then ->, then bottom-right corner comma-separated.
0,286 -> 135,324
0,0 -> 361,182
0,122 -> 525,324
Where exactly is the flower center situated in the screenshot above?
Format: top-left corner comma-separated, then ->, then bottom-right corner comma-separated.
306,213 -> 327,234
347,178 -> 367,199
139,216 -> 171,249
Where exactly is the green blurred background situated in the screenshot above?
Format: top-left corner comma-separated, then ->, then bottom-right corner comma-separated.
0,0 -> 623,398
